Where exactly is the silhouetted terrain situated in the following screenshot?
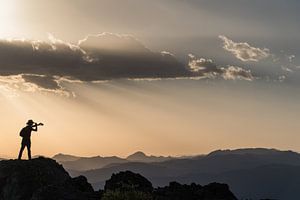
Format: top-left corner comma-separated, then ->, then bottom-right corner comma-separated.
0,158 -> 237,200
0,157 -> 100,200
103,171 -> 237,200
126,151 -> 172,163
52,153 -> 82,162
59,156 -> 128,171
53,152 -> 173,172
63,148 -> 300,200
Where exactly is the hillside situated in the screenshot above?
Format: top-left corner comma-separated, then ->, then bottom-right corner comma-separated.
126,151 -> 172,163
0,157 -> 100,200
58,156 -> 128,171
53,152 -> 174,172
0,158 -> 236,200
52,153 -> 82,162
75,148 -> 300,199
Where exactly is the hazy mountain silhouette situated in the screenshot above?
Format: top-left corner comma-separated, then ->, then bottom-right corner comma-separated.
204,164 -> 300,200
53,153 -> 82,162
57,156 -> 129,171
126,151 -> 172,163
53,152 -> 174,172
70,148 -> 300,200
0,157 -> 237,200
207,148 -> 290,156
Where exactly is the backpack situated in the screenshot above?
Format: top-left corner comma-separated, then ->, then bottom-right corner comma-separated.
19,127 -> 26,137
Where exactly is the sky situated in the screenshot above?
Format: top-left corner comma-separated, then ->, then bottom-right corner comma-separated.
0,0 -> 299,158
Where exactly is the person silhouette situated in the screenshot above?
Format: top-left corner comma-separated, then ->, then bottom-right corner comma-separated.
18,120 -> 41,160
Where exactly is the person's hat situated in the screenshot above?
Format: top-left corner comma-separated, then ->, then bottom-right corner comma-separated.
27,119 -> 34,125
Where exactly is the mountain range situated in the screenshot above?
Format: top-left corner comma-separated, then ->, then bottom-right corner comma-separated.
0,157 -> 237,200
53,148 -> 300,200
53,151 -> 173,171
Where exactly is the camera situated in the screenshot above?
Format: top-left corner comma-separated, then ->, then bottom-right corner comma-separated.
32,122 -> 44,126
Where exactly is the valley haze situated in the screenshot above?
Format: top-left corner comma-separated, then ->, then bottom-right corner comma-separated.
49,148 -> 300,200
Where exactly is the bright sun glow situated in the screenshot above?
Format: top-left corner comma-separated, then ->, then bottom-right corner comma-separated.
0,0 -> 17,38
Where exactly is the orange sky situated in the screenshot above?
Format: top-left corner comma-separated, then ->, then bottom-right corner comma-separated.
0,80 -> 299,158
0,0 -> 300,158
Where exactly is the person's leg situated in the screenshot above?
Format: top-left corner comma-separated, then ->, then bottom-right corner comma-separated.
18,144 -> 25,160
27,143 -> 31,160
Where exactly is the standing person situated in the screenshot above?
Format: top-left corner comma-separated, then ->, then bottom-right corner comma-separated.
18,120 -> 43,160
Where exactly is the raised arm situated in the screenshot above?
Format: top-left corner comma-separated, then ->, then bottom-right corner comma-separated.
31,123 -> 38,132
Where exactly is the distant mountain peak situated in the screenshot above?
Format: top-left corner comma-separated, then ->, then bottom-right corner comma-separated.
127,151 -> 147,159
52,153 -> 81,162
207,148 -> 296,157
126,151 -> 172,163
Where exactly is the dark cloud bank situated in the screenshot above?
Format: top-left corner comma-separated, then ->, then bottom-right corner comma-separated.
0,33 -> 253,92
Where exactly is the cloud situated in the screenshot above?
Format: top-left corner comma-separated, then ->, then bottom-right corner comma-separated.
22,74 -> 61,90
221,66 -> 254,81
219,35 -> 270,62
278,75 -> 286,82
0,33 -> 257,94
0,33 -> 196,91
281,66 -> 293,73
188,54 -> 219,73
287,55 -> 295,62
0,75 -> 72,97
78,32 -> 150,53
188,54 -> 253,81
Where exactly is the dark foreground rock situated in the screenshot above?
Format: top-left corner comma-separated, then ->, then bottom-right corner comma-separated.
31,176 -> 102,200
0,158 -> 237,200
102,171 -> 237,200
0,157 -> 100,200
104,171 -> 153,193
154,182 -> 237,200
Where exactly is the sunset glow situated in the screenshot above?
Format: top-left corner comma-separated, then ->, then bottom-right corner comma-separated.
0,0 -> 299,159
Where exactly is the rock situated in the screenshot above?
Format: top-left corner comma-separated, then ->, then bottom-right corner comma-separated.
31,176 -> 101,200
104,171 -> 153,193
202,182 -> 238,200
154,181 -> 237,200
0,157 -> 100,200
0,157 -> 237,200
103,171 -> 237,200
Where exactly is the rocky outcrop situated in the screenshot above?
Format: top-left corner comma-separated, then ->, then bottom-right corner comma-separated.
154,182 -> 237,200
102,171 -> 237,200
31,176 -> 102,200
0,157 -> 101,200
0,158 -> 237,200
104,171 -> 153,193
